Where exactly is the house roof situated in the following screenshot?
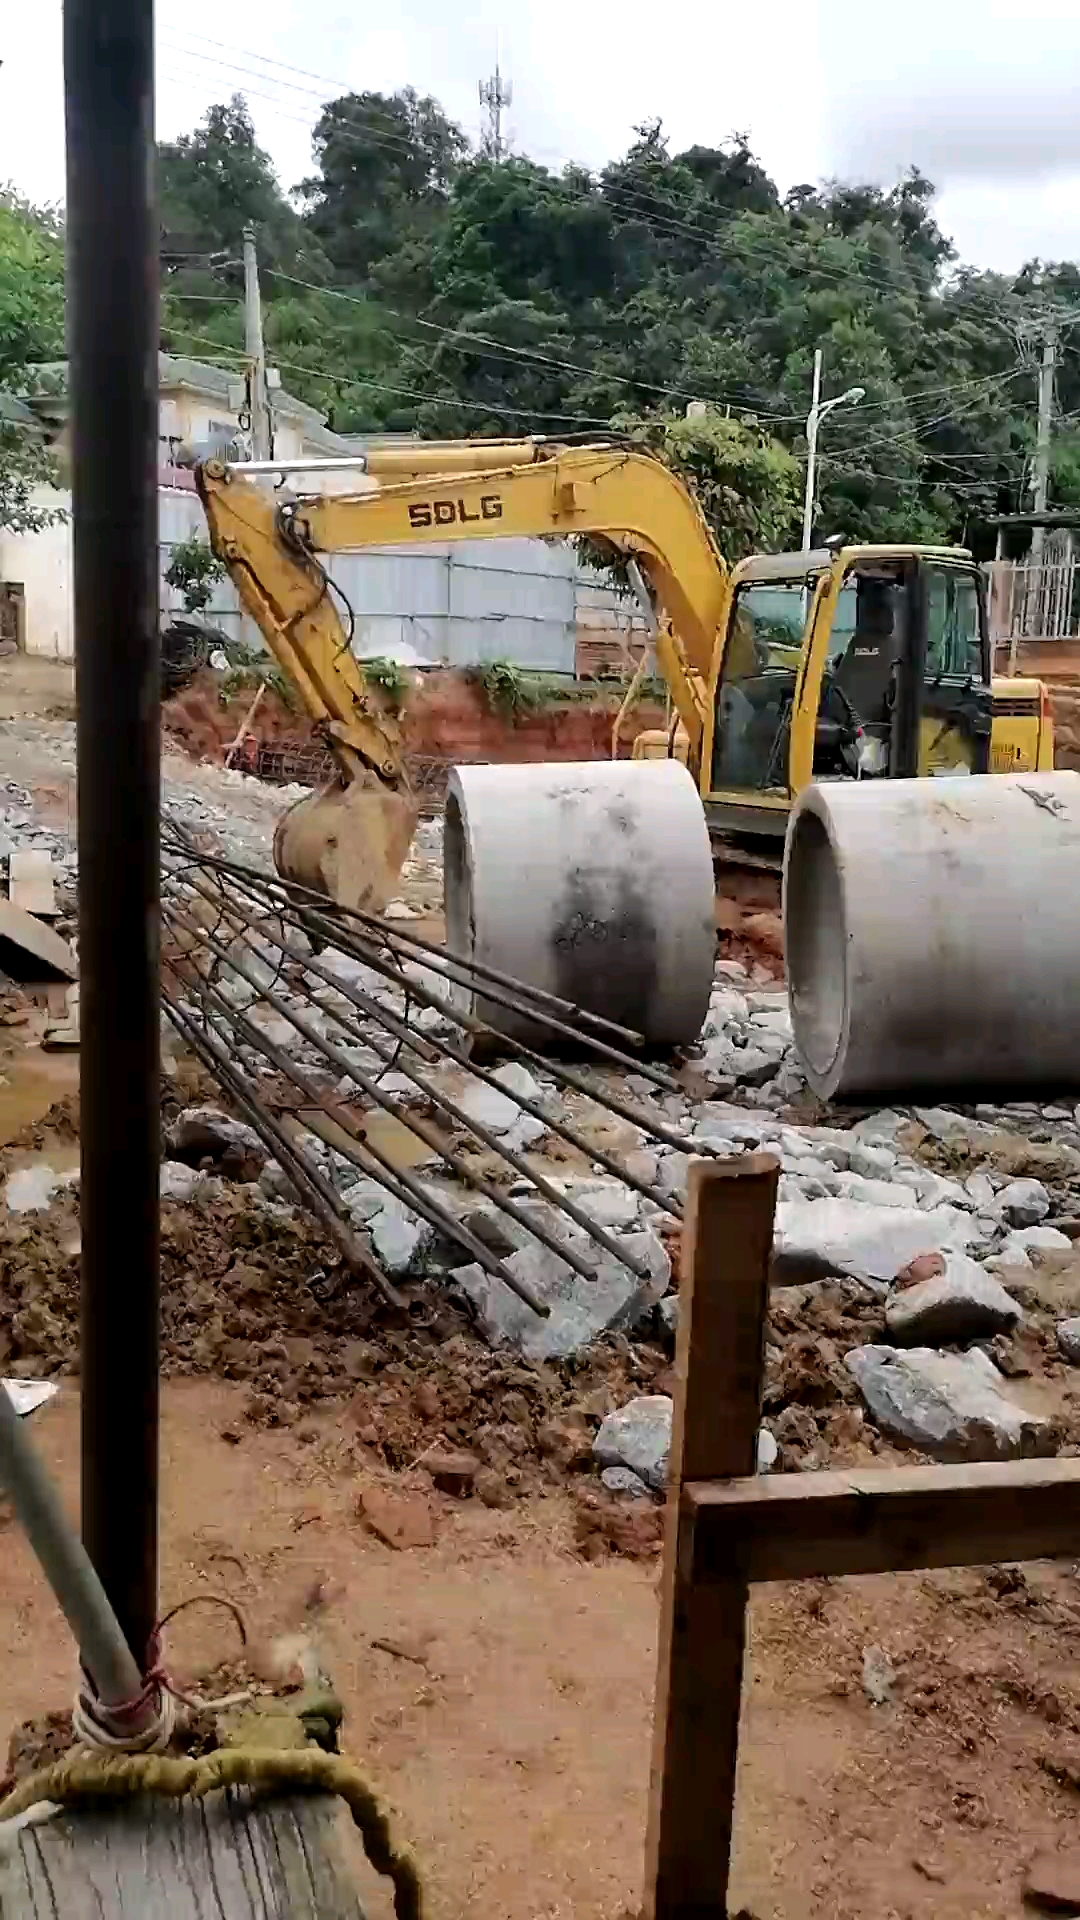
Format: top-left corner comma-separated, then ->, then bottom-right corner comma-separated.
19,353 -> 351,448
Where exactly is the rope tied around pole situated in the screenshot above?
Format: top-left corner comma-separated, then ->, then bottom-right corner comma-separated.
70,1594 -> 251,1754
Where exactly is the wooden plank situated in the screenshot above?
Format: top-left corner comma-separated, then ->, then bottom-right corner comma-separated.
686,1455 -> 1080,1584
643,1153 -> 779,1920
0,1789 -> 365,1918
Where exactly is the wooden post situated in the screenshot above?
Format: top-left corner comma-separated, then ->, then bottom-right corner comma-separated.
643,1153 -> 779,1920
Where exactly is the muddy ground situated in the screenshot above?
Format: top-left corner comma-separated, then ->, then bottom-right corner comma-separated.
3,656 -> 1080,1915
5,1382 -> 1080,1919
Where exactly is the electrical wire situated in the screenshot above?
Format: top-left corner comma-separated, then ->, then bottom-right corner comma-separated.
158,31 -> 1027,349
159,25 -> 1025,334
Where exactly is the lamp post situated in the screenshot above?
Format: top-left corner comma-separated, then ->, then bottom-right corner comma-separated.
801,350 -> 865,550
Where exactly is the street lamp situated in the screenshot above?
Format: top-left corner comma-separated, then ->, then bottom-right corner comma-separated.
801,349 -> 865,550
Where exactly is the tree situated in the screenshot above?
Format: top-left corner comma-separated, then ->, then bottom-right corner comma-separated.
0,421 -> 66,536
159,97 -> 310,270
0,192 -> 65,382
597,409 -> 802,564
300,89 -> 467,281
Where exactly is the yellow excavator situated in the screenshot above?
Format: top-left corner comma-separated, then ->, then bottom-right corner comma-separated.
196,437 -> 1053,910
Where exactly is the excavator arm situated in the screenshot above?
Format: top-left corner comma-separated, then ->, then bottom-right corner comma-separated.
296,440 -> 728,747
196,440 -> 732,909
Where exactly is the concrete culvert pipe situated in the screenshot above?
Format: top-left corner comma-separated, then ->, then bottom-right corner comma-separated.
783,771 -> 1080,1102
444,759 -> 715,1048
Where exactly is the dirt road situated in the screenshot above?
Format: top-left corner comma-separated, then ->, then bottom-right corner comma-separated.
4,1384 -> 1080,1920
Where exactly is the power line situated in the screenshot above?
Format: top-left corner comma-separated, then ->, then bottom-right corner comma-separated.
260,267 -> 809,422
160,324 -> 620,425
160,27 -> 1023,334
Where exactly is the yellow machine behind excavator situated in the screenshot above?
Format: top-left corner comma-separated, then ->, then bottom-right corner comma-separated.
196,438 -> 1053,910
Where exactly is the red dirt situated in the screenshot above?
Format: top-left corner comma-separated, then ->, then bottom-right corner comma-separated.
5,1384 -> 1080,1919
162,668 -> 666,772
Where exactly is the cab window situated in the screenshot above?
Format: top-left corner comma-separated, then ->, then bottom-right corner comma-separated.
711,582 -> 808,791
924,567 -> 983,680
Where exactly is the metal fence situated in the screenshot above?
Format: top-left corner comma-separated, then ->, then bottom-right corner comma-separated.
160,488 -> 646,675
985,534 -> 1080,665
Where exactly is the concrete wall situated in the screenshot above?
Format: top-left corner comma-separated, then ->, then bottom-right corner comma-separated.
0,489 -> 73,660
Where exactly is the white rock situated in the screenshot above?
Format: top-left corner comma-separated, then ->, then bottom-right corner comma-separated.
342,1179 -> 389,1225
756,1427 -> 778,1472
885,1253 -> 1021,1346
834,1173 -> 914,1210
1003,1225 -> 1071,1258
371,1203 -> 432,1275
574,1181 -> 641,1231
845,1344 -> 1051,1460
773,1198 -> 976,1290
623,1148 -> 659,1187
847,1143 -> 898,1180
1057,1318 -> 1080,1363
593,1395 -> 672,1490
601,1466 -> 650,1496
750,1007 -> 793,1037
851,1110 -> 908,1146
746,990 -> 787,1014
965,1170 -> 997,1210
997,1178 -> 1051,1228
166,1105 -> 266,1165
159,1161 -> 204,1204
500,1111 -> 548,1153
457,1077 -> 521,1134
492,1061 -> 546,1107
707,989 -> 749,1024
5,1165 -> 60,1213
452,1228 -> 670,1362
656,1152 -> 691,1197
732,1045 -> 781,1086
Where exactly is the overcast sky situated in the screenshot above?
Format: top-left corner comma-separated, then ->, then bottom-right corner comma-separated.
3,0 -> 1080,275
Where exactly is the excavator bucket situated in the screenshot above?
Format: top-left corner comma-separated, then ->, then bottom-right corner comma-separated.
273,774 -> 419,915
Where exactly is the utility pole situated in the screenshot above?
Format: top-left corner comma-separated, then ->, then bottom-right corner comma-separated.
801,350 -> 823,553
1029,323 -> 1057,566
242,223 -> 272,460
479,35 -> 512,161
801,349 -> 865,551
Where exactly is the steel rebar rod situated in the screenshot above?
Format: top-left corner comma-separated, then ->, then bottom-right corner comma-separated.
166,964 -> 550,1315
0,1384 -> 145,1713
169,865 -> 683,1220
67,0 -> 160,1665
162,983 -> 407,1310
162,822 -> 647,1048
164,855 -> 698,1160
161,829 -> 679,1091
161,896 -> 652,1284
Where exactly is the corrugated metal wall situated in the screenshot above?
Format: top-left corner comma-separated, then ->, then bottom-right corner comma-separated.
160,489 -> 643,673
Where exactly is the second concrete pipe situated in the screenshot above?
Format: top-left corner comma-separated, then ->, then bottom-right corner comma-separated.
784,770 -> 1080,1100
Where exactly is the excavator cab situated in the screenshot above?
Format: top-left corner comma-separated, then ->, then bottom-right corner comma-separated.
701,546 -> 1046,843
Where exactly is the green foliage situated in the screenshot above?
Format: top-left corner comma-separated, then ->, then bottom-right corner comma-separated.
610,409 -> 802,561
360,655 -> 411,710
0,423 -> 66,535
0,191 -> 65,381
470,659 -> 544,720
164,534 -> 226,615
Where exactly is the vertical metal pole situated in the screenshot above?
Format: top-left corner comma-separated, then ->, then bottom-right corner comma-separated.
243,225 -> 272,460
64,0 -> 160,1666
801,347 -> 822,552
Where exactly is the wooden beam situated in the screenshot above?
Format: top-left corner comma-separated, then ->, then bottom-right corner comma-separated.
686,1456 -> 1080,1584
643,1153 -> 779,1920
0,1789 -> 365,1917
